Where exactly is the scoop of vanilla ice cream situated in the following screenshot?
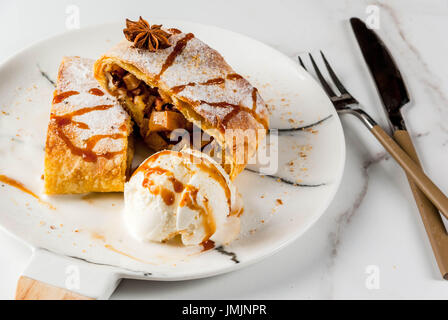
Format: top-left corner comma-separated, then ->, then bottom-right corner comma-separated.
124,149 -> 242,246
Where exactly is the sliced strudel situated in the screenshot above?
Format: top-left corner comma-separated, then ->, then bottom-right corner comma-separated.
94,18 -> 268,180
44,56 -> 133,194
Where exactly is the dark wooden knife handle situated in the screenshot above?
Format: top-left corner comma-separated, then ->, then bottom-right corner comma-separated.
394,129 -> 448,280
371,125 -> 448,220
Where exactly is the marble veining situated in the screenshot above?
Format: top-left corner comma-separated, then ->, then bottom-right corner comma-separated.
330,155 -> 389,259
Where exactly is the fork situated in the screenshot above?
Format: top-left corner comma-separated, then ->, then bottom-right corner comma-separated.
299,52 -> 448,219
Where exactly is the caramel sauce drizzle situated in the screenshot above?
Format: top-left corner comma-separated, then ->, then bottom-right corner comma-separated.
135,151 -> 231,212
226,73 -> 243,81
53,88 -> 104,105
169,176 -> 184,193
168,28 -> 182,34
201,78 -> 225,86
171,82 -> 196,94
198,100 -> 268,131
88,88 -> 104,96
198,101 -> 241,131
160,187 -> 175,206
0,174 -> 54,209
130,29 -> 264,133
139,165 -> 170,178
52,90 -> 79,104
234,207 -> 244,217
131,151 -> 239,244
142,181 -> 175,206
180,185 -> 216,242
0,174 -> 40,200
195,161 -> 232,211
251,88 -> 258,111
170,78 -> 226,94
54,104 -> 113,119
104,244 -> 155,265
51,103 -> 125,162
221,108 -> 242,131
201,239 -> 215,251
156,33 -> 195,82
70,120 -> 89,129
169,70 -> 266,130
138,165 -> 185,206
132,150 -> 173,175
199,101 -> 240,110
53,126 -> 124,162
85,133 -> 126,150
141,177 -> 175,206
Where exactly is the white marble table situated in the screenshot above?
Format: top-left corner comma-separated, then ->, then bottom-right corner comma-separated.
1,0 -> 447,299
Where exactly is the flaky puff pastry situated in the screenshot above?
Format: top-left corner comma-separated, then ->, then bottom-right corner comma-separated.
44,57 -> 133,194
94,29 -> 269,180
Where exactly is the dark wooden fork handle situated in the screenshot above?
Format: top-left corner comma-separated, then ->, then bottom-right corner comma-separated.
371,125 -> 448,220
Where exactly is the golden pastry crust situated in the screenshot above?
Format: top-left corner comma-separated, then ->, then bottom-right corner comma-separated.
44,56 -> 133,194
94,30 -> 269,180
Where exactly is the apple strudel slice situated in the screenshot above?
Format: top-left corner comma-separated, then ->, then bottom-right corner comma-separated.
94,19 -> 269,180
44,56 -> 133,194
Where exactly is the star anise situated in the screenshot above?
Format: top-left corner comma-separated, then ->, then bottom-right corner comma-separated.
123,17 -> 172,51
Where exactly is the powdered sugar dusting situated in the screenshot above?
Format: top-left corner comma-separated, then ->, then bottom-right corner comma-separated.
100,30 -> 269,130
53,57 -> 131,151
195,103 -> 234,126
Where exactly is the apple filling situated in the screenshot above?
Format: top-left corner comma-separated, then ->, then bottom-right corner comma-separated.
105,64 -> 213,152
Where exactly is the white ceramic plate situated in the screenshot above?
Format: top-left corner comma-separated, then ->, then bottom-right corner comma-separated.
0,20 -> 345,297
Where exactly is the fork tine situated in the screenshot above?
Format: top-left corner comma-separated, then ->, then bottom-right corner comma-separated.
320,51 -> 348,95
308,53 -> 337,98
298,56 -> 307,71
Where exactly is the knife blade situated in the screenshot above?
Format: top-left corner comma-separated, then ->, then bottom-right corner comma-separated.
350,17 -> 448,280
350,17 -> 410,130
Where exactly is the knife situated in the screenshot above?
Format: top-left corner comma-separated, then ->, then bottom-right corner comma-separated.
351,17 -> 448,279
